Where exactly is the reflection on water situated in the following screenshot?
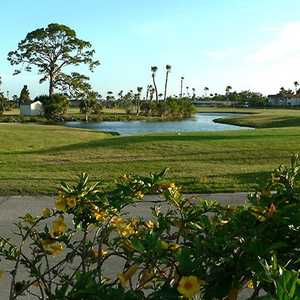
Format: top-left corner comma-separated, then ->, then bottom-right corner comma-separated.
65,113 -> 252,135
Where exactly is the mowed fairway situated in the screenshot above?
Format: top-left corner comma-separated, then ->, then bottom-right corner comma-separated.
0,123 -> 300,194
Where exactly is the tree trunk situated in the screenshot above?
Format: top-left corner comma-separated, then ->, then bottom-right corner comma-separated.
49,72 -> 54,97
180,79 -> 183,98
152,75 -> 158,102
164,71 -> 169,101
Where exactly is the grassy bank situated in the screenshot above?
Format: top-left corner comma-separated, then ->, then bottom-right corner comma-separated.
0,123 -> 300,195
196,107 -> 300,128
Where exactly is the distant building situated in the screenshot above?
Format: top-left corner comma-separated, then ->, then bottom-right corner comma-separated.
268,95 -> 300,107
20,101 -> 44,116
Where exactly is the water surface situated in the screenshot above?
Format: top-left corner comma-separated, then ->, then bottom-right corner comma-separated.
65,113 -> 252,135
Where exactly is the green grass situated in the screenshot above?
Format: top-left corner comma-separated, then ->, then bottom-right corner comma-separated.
0,123 -> 300,195
197,107 -> 300,128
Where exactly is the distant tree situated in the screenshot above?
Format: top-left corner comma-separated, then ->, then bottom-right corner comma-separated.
225,85 -> 232,95
294,81 -> 299,95
57,72 -> 100,122
136,86 -> 143,115
145,84 -> 152,101
192,88 -> 196,99
118,90 -> 124,101
278,87 -> 294,98
0,76 -> 8,115
164,64 -> 171,101
8,23 -> 100,96
19,85 -> 31,105
149,87 -> 155,101
151,66 -> 159,102
204,87 -> 209,97
186,86 -> 189,98
180,77 -> 184,98
36,94 -> 68,120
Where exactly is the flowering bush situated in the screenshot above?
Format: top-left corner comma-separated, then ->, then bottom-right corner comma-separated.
0,157 -> 300,299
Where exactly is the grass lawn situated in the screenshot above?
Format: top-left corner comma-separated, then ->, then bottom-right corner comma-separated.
197,107 -> 300,128
0,123 -> 300,195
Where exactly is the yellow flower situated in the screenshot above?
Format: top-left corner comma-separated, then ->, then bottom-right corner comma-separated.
50,216 -> 67,237
93,206 -> 107,221
118,223 -> 136,237
49,243 -> 64,256
0,271 -> 5,280
55,196 -> 67,211
118,264 -> 139,287
42,208 -> 51,218
135,191 -> 144,199
145,220 -> 156,230
41,240 -> 64,256
247,280 -> 254,289
91,247 -> 108,258
66,197 -> 77,208
177,276 -> 204,299
111,216 -> 125,227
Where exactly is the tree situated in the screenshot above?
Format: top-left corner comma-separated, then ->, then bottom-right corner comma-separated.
19,85 -> 31,105
294,81 -> 299,95
36,94 -> 68,120
8,23 -> 100,96
57,72 -> 100,122
204,87 -> 209,97
0,76 -> 7,115
145,84 -> 152,101
180,77 -> 184,98
164,64 -> 171,101
225,85 -> 232,95
151,66 -> 159,102
117,90 -> 124,101
192,88 -> 196,99
136,86 -> 143,115
186,86 -> 189,98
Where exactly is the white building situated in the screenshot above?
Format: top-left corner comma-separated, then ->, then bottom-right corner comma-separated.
20,101 -> 44,116
268,96 -> 300,107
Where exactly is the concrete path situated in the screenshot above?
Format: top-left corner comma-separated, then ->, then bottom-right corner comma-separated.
0,193 -> 250,299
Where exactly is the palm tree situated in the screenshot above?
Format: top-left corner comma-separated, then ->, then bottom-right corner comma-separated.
186,86 -> 189,98
204,87 -> 209,97
192,88 -> 196,99
151,66 -> 159,102
145,84 -> 152,101
294,81 -> 299,95
118,90 -> 124,101
136,86 -> 143,115
180,77 -> 184,98
164,64 -> 171,101
159,93 -> 163,100
225,85 -> 232,95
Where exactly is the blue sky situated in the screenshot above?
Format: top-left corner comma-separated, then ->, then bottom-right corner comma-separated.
1,0 -> 300,98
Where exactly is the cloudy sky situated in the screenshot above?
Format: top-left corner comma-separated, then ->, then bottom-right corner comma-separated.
1,0 -> 300,98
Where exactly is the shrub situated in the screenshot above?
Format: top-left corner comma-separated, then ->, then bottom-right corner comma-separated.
140,98 -> 196,118
0,158 -> 300,299
36,94 -> 69,120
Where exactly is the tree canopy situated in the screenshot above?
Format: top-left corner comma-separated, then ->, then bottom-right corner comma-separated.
8,23 -> 100,96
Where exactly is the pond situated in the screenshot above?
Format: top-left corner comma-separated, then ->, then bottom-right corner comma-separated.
65,113 -> 252,135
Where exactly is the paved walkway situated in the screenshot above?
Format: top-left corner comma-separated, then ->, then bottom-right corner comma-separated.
0,193 -> 250,299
